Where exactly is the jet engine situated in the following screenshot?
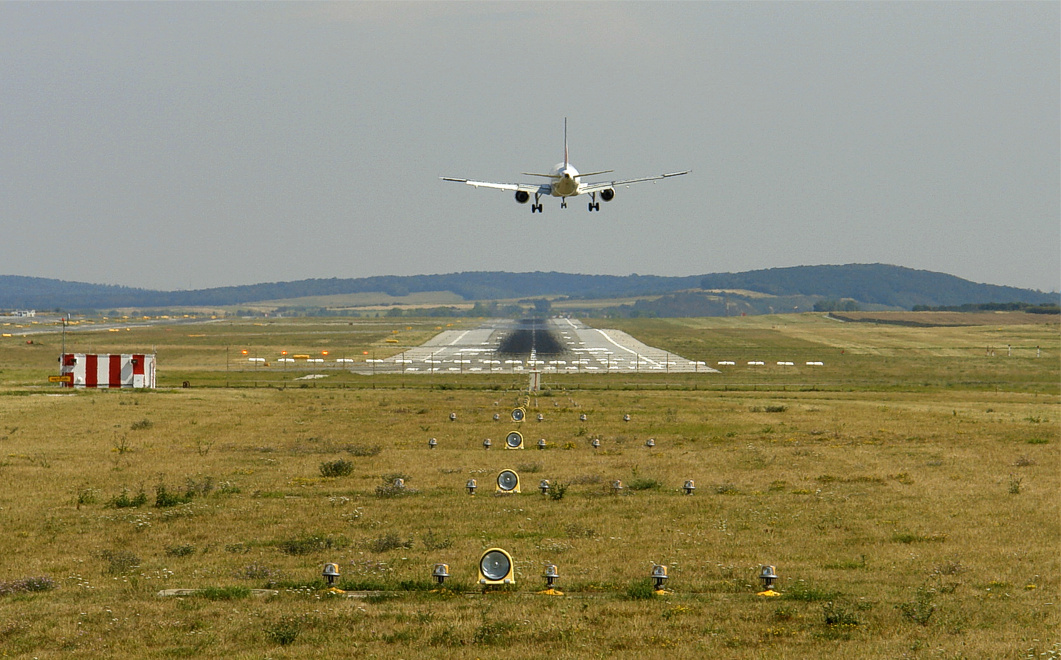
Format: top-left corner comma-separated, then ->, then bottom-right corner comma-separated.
514,190 -> 530,204
599,188 -> 615,202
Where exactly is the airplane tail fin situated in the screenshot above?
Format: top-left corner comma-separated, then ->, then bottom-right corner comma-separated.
564,118 -> 569,168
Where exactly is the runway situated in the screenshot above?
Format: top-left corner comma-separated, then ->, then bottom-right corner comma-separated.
350,318 -> 717,375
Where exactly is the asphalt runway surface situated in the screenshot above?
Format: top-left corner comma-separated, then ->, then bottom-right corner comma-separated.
351,318 -> 717,375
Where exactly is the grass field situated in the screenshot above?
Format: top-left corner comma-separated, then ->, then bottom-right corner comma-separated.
0,314 -> 1057,658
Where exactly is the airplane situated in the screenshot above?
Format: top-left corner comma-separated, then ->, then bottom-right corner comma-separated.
441,119 -> 689,213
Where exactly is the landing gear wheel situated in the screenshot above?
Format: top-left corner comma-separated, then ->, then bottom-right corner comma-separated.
588,202 -> 600,212
531,203 -> 543,213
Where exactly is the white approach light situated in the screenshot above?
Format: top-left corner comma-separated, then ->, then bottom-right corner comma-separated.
478,548 -> 515,585
496,469 -> 521,493
505,431 -> 524,449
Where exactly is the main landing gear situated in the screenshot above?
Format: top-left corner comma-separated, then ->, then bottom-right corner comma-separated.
588,192 -> 600,212
530,193 -> 543,213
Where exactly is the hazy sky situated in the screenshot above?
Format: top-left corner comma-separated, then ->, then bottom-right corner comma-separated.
2,2 -> 1058,292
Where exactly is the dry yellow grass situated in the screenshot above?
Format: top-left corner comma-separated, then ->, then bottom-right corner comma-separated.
0,315 -> 1057,658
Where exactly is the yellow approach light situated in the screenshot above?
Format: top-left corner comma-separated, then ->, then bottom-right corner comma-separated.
479,548 -> 515,585
512,407 -> 526,422
505,431 -> 524,449
496,469 -> 520,493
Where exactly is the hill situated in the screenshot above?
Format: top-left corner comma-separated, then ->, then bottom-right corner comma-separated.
0,265 -> 1055,314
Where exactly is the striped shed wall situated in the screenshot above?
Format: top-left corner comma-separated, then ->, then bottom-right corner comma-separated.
60,354 -> 156,389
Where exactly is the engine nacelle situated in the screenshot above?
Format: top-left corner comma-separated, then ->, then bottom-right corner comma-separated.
514,190 -> 530,204
599,188 -> 615,202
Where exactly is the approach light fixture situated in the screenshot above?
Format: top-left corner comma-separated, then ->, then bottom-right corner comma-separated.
683,480 -> 696,495
623,414 -> 631,422
651,564 -> 668,592
512,407 -> 526,422
432,563 -> 450,585
322,563 -> 341,586
537,438 -> 547,450
483,438 -> 492,450
478,548 -> 515,585
539,479 -> 550,495
493,413 -> 500,421
646,438 -> 656,448
449,412 -> 457,421
758,565 -> 780,596
428,437 -> 437,449
393,478 -> 405,491
505,431 -> 524,449
466,479 -> 477,495
591,438 -> 601,450
579,413 -> 587,422
537,413 -> 544,422
496,469 -> 520,493
540,564 -> 562,595
612,479 -> 624,494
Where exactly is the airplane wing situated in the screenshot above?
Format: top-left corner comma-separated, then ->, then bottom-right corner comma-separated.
440,177 -> 549,195
579,170 -> 690,195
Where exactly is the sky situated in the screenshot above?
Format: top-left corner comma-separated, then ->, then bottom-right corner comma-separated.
1,2 -> 1058,293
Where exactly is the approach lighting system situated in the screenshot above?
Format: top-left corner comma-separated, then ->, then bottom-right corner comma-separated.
537,438 -> 547,450
450,412 -> 457,421
505,431 -> 524,449
493,413 -> 500,421
322,563 -> 341,586
478,548 -> 515,585
612,479 -> 623,494
623,414 -> 631,422
483,438 -> 492,450
496,469 -> 520,493
428,437 -> 438,449
512,407 -> 526,422
433,563 -> 450,585
537,413 -> 544,422
541,564 -> 562,595
646,438 -> 656,448
579,413 -> 587,422
466,479 -> 477,495
538,479 -> 550,495
591,438 -> 601,449
683,480 -> 696,495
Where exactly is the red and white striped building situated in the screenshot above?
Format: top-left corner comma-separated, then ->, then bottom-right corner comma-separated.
60,354 -> 156,389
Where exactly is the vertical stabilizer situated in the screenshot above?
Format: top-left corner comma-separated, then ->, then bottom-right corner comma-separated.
563,118 -> 569,168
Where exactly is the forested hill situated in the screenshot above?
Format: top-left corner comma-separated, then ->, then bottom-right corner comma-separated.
0,264 -> 1055,311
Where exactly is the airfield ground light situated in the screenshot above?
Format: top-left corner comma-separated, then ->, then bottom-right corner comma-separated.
496,469 -> 520,494
537,438 -> 547,450
428,437 -> 437,449
432,563 -> 449,586
646,438 -> 656,448
478,548 -> 515,586
322,563 -> 341,586
466,479 -> 477,495
683,480 -> 696,495
591,438 -> 601,450
538,479 -> 550,495
652,564 -> 669,593
540,564 -> 563,596
505,431 -> 524,449
758,565 -> 781,597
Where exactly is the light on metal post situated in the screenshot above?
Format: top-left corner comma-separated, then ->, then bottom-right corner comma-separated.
591,438 -> 600,450
758,565 -> 781,596
483,438 -> 492,450
537,438 -> 546,450
539,479 -> 550,495
652,564 -> 668,593
432,563 -> 450,586
646,438 -> 655,448
428,437 -> 437,449
322,563 -> 341,586
683,479 -> 696,495
466,478 -> 477,495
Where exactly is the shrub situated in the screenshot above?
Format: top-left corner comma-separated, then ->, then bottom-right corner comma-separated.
368,532 -> 414,553
421,529 -> 453,550
264,615 -> 305,646
319,459 -> 354,478
0,576 -> 57,596
345,444 -> 382,457
101,550 -> 141,575
547,481 -> 568,501
822,601 -> 860,626
155,484 -> 190,508
626,578 -> 658,600
898,587 -> 936,625
165,544 -> 196,557
473,620 -> 516,645
108,487 -> 148,508
130,419 -> 153,430
627,478 -> 661,491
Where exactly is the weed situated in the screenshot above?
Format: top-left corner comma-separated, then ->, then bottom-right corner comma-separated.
264,615 -> 305,646
130,419 -> 153,430
195,439 -> 213,456
750,405 -> 787,413
1014,455 -> 1036,466
107,487 -> 148,509
897,586 -> 936,625
0,576 -> 56,596
714,482 -> 740,495
822,600 -> 860,626
319,458 -> 354,477
1026,437 -> 1049,445
892,532 -> 947,544
626,578 -> 658,600
516,462 -> 542,473
1008,474 -> 1023,494
236,563 -> 280,581
627,477 -> 662,491
367,532 -> 413,553
195,586 -> 251,600
165,544 -> 196,557
277,535 -> 348,556
75,487 -> 99,507
547,481 -> 568,501
421,529 -> 452,551
100,550 -> 141,575
565,522 -> 595,538
155,483 -> 190,508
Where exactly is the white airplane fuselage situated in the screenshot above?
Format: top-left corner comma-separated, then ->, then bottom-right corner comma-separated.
550,164 -> 580,197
